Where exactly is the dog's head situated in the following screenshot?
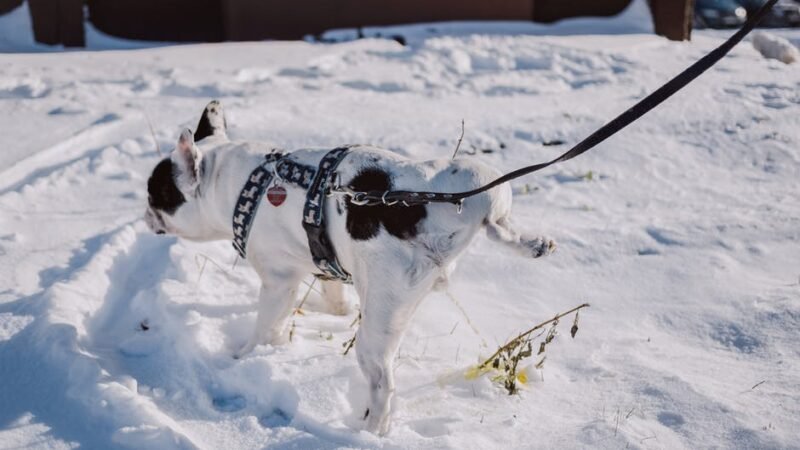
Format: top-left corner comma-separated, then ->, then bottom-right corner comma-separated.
144,100 -> 227,240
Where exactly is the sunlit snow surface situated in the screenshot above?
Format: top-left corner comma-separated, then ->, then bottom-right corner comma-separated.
1,1 -> 799,448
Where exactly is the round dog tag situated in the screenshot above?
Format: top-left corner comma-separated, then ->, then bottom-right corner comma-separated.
267,186 -> 287,206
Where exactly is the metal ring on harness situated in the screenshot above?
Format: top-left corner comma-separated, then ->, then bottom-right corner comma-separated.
271,161 -> 283,185
350,192 -> 370,206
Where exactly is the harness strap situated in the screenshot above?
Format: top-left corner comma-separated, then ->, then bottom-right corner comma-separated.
302,147 -> 352,283
337,0 -> 779,208
276,155 -> 316,190
231,148 -> 352,283
231,151 -> 283,258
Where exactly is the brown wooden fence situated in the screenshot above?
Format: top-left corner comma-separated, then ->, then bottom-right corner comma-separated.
18,0 -> 694,48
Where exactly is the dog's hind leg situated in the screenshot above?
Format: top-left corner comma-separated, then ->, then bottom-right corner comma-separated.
484,216 -> 556,258
321,280 -> 351,316
353,252 -> 439,435
235,270 -> 303,358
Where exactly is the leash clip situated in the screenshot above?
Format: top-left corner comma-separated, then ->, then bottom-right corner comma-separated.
350,192 -> 370,206
455,199 -> 463,214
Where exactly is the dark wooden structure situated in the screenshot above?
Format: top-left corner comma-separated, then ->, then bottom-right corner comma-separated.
650,0 -> 695,41
28,0 -> 85,47
17,0 -> 694,48
0,0 -> 21,15
222,0 -> 535,41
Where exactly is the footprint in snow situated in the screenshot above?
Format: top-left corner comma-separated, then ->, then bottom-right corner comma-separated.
260,409 -> 293,427
645,227 -> 684,247
212,395 -> 247,413
710,322 -> 761,353
407,417 -> 457,437
657,411 -> 685,429
0,79 -> 50,99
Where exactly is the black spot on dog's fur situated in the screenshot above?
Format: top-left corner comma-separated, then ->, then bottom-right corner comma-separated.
345,168 -> 426,241
147,159 -> 185,215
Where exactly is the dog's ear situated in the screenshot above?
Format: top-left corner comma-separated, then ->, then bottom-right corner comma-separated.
171,128 -> 203,194
194,100 -> 228,142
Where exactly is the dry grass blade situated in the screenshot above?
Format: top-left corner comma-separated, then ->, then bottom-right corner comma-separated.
342,312 -> 361,355
349,311 -> 361,328
293,278 -> 317,316
142,109 -> 164,157
445,290 -> 487,347
452,119 -> 465,160
288,320 -> 296,342
571,309 -> 580,338
194,252 -> 235,285
342,335 -> 356,355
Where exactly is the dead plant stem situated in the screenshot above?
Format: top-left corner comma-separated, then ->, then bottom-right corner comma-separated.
478,303 -> 590,369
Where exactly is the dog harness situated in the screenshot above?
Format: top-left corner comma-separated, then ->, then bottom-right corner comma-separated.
232,148 -> 352,283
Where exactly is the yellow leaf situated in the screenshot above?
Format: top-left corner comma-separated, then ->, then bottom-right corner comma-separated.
516,367 -> 530,385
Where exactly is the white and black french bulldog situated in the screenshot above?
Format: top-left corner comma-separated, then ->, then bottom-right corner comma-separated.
145,100 -> 555,435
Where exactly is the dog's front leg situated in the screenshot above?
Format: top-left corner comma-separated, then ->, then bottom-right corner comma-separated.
235,271 -> 302,358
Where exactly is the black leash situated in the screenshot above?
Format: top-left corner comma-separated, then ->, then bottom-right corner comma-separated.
340,0 -> 778,207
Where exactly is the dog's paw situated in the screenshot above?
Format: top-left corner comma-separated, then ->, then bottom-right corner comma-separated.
326,300 -> 353,316
269,332 -> 290,346
521,236 -> 557,258
361,408 -> 391,436
233,332 -> 288,359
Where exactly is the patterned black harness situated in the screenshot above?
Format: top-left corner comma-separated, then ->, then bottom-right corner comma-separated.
231,147 -> 352,283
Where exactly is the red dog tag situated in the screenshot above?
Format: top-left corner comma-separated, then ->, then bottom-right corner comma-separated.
267,186 -> 287,206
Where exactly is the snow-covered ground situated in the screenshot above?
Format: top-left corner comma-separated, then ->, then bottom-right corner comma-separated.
1,1 -> 799,448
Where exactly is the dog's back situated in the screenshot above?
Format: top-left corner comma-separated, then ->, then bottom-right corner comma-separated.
284,146 -> 511,267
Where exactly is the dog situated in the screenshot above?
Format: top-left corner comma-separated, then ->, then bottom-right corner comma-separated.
144,100 -> 556,435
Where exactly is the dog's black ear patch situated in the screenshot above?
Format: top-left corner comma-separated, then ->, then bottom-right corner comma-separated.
194,114 -> 216,142
345,168 -> 426,241
194,101 -> 226,142
147,158 -> 186,215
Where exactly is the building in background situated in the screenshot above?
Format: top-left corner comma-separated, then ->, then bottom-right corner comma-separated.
8,0 -> 694,48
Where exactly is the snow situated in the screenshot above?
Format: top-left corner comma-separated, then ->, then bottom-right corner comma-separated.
1,1 -> 800,448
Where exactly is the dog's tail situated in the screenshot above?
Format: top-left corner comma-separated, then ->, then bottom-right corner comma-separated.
483,184 -> 555,258
484,217 -> 555,258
